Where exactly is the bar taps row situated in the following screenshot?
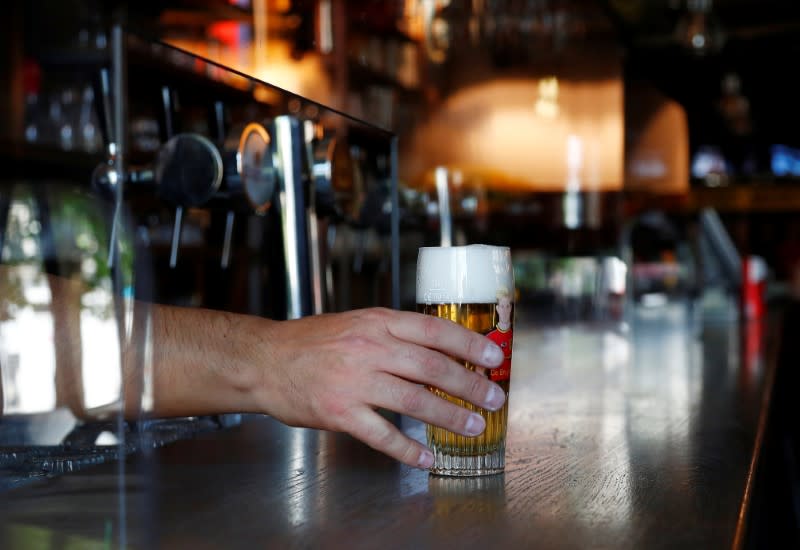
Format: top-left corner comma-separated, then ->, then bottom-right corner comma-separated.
88,68 -> 380,321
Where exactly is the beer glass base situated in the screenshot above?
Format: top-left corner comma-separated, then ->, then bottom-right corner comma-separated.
429,445 -> 506,477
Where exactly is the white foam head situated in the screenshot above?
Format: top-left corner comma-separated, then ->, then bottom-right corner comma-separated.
416,245 -> 514,304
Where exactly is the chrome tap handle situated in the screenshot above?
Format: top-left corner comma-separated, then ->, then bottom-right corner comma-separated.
95,67 -> 114,154
160,86 -> 177,141
303,120 -> 325,315
160,85 -> 180,269
169,205 -> 184,270
90,26 -> 126,270
90,68 -> 119,204
309,131 -> 341,313
273,115 -> 312,320
213,100 -> 236,270
160,86 -> 181,269
220,210 -> 236,270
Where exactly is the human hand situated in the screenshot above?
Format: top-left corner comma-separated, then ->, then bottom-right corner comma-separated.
254,307 -> 506,469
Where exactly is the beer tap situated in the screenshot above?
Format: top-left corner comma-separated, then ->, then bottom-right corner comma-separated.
213,102 -> 235,269
157,86 -> 223,269
307,131 -> 398,312
308,127 -> 340,311
94,91 -> 275,274
154,95 -> 277,269
272,115 -> 314,319
91,80 -> 219,270
212,101 -> 237,270
307,129 -> 361,311
215,104 -> 276,269
90,66 -> 123,267
302,120 -> 326,315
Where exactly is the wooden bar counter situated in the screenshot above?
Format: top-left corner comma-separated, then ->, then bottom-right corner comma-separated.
0,301 -> 780,549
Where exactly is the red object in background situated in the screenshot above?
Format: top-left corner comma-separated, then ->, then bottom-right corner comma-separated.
208,21 -> 243,48
742,255 -> 767,319
742,315 -> 764,378
22,58 -> 42,95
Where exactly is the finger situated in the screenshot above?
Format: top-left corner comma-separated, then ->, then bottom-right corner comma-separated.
346,405 -> 435,470
385,310 -> 505,368
368,372 -> 488,438
387,344 -> 506,411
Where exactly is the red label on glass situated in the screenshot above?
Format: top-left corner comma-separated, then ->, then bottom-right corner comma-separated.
486,325 -> 512,382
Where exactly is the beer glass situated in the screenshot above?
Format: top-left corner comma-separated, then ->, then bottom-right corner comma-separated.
416,244 -> 515,476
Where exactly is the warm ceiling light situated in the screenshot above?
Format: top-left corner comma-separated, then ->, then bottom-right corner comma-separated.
535,76 -> 560,118
403,77 -> 624,192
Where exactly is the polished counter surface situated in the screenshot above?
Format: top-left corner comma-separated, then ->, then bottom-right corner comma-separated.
0,303 -> 776,549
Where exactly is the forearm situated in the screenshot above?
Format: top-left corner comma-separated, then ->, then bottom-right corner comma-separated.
141,304 -> 273,418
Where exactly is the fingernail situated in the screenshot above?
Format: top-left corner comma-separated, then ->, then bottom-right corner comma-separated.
465,413 -> 485,436
482,342 -> 504,366
418,449 -> 434,469
484,384 -> 506,411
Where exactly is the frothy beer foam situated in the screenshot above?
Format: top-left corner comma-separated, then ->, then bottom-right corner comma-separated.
416,245 -> 514,304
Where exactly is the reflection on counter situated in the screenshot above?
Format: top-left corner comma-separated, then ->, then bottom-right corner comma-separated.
428,474 -> 506,523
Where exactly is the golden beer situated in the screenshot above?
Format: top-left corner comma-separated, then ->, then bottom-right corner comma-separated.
417,303 -> 511,449
416,245 -> 515,476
